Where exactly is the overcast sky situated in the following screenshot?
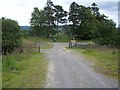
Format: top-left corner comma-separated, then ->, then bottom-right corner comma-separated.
0,0 -> 119,27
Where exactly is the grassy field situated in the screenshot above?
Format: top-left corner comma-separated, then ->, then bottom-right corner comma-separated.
2,53 -> 48,88
2,38 -> 53,88
54,34 -> 93,43
25,35 -> 93,43
69,47 -> 118,78
26,35 -> 71,42
55,34 -> 71,42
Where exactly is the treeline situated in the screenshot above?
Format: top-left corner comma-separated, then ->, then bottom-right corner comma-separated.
30,0 -> 118,45
2,1 -> 119,54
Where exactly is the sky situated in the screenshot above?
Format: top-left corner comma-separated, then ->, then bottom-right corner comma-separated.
0,0 -> 119,27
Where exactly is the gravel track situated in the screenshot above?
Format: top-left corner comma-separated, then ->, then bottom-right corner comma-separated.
43,43 -> 118,88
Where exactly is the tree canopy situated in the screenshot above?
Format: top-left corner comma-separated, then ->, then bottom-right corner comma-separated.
30,1 -> 118,45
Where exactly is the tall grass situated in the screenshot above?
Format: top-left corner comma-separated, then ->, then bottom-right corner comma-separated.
2,38 -> 49,88
3,38 -> 34,72
2,53 -> 30,72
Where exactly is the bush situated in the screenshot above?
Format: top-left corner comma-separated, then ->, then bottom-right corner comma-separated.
2,17 -> 22,54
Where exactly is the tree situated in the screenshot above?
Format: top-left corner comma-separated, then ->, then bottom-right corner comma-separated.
30,8 -> 46,37
90,3 -> 117,45
30,1 -> 117,45
21,30 -> 31,38
69,2 -> 95,39
54,5 -> 67,37
94,19 -> 117,45
69,2 -> 83,37
30,0 -> 68,38
91,2 -> 100,17
78,5 -> 96,40
43,0 -> 56,38
2,17 -> 21,54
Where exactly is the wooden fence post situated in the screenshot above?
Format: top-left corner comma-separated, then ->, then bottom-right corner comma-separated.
69,42 -> 70,48
38,45 -> 40,53
69,42 -> 72,48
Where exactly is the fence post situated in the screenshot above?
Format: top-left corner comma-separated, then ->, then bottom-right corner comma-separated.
71,42 -> 72,48
69,42 -> 72,48
38,45 -> 40,53
69,42 -> 70,48
75,42 -> 77,47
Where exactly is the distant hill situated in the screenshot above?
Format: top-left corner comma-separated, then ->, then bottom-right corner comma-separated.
20,25 -> 64,30
20,26 -> 30,30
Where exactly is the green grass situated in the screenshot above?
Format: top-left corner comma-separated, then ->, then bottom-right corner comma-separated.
54,34 -> 94,43
68,47 -> 118,78
2,52 -> 48,88
2,37 -> 50,88
55,34 -> 71,42
24,35 -> 93,43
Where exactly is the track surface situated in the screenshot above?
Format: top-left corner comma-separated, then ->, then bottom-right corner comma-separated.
43,43 -> 118,88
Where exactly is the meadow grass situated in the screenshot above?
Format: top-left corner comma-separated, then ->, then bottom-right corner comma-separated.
2,37 -> 49,88
2,52 -> 48,88
24,36 -> 93,43
55,34 -> 71,42
23,37 -> 53,49
68,47 -> 118,78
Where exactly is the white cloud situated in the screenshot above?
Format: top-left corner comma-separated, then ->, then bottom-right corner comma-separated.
0,0 -> 119,26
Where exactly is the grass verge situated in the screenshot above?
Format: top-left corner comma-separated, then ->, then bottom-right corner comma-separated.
2,37 -> 52,88
68,47 -> 118,78
2,52 -> 48,88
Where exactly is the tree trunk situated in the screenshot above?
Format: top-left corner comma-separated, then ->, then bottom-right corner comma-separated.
57,20 -> 59,37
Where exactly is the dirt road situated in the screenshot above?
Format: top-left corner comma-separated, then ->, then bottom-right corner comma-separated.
43,43 -> 118,88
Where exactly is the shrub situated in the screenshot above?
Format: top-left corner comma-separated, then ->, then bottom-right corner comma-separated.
2,17 -> 22,55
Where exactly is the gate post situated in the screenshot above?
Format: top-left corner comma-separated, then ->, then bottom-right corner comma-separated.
38,45 -> 40,53
69,41 -> 71,48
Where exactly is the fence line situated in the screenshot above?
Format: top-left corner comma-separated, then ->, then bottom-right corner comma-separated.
69,42 -> 118,49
